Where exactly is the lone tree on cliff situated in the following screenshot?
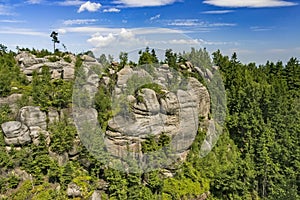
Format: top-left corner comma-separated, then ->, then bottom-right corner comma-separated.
50,31 -> 60,53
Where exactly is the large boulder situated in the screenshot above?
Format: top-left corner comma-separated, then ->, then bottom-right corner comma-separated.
1,121 -> 31,145
17,106 -> 47,130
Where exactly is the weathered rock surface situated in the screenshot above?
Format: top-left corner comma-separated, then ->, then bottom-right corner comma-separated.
102,64 -> 210,162
0,93 -> 23,114
29,126 -> 50,145
90,190 -> 102,200
67,183 -> 82,197
1,121 -> 31,145
48,108 -> 60,124
16,51 -> 75,81
17,106 -> 47,130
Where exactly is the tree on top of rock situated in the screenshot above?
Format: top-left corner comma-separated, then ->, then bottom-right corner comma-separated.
50,31 -> 60,53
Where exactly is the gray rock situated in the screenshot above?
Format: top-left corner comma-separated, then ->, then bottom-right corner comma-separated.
68,139 -> 81,156
0,93 -> 23,106
90,190 -> 102,200
48,108 -> 59,124
117,66 -> 133,87
185,61 -> 193,69
51,69 -> 61,79
67,183 -> 81,197
49,151 -> 69,166
139,88 -> 160,114
17,106 -> 47,130
160,92 -> 179,115
1,121 -> 22,138
103,64 -> 211,163
16,51 -> 46,68
187,77 -> 210,119
63,66 -> 75,80
1,121 -> 31,145
0,93 -> 23,114
29,126 -> 50,145
16,51 -> 75,81
205,68 -> 213,80
81,55 -> 96,62
13,168 -> 31,181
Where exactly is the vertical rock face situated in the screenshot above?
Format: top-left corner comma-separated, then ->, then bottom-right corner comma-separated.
17,106 -> 47,130
98,64 -> 211,163
1,121 -> 31,145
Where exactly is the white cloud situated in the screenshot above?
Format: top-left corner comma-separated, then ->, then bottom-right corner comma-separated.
103,8 -> 121,13
168,19 -> 202,26
166,19 -> 236,27
26,0 -> 42,4
119,28 -> 135,40
58,0 -> 85,6
250,26 -> 273,31
87,33 -> 116,47
57,26 -> 184,35
63,19 -> 98,25
169,39 -> 200,45
202,10 -> 234,14
203,0 -> 297,8
150,14 -> 161,21
113,0 -> 178,7
78,1 -> 101,13
87,28 -> 142,48
57,27 -> 121,34
0,19 -> 25,23
0,5 -> 13,16
209,23 -> 236,27
0,27 -> 48,37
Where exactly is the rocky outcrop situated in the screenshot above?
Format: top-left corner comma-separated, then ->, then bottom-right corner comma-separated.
15,51 -> 75,81
0,93 -> 23,114
0,106 -> 52,146
17,106 -> 47,130
100,64 -> 210,164
1,121 -> 31,145
72,58 -> 211,170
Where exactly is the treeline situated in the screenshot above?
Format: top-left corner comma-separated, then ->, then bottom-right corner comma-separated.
0,45 -> 299,199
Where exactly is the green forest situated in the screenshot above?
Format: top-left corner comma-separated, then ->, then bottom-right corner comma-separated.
0,44 -> 299,199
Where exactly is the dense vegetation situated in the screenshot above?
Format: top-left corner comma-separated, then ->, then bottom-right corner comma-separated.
0,45 -> 299,199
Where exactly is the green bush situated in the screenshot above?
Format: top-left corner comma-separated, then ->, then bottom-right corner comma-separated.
49,119 -> 76,154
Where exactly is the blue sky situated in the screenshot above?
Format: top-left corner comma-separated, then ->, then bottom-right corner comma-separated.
0,0 -> 299,64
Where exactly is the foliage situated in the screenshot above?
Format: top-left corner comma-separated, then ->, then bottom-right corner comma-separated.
138,47 -> 159,65
0,46 -> 299,200
49,119 -> 76,154
141,134 -> 171,153
0,49 -> 28,97
31,66 -> 72,111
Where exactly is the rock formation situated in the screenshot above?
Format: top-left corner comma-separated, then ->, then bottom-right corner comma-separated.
15,51 -> 75,81
73,60 -> 211,169
1,121 -> 31,145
